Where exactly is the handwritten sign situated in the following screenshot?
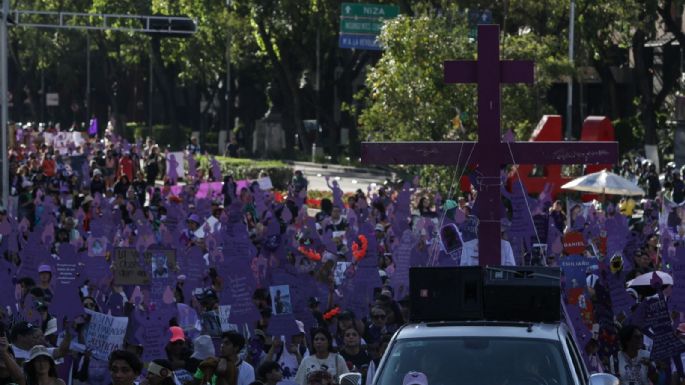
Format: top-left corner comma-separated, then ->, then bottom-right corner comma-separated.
218,305 -> 235,332
113,248 -> 149,285
84,309 -> 129,361
200,311 -> 223,337
671,247 -> 685,312
644,298 -> 685,361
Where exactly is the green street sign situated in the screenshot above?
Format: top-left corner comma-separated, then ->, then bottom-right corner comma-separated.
340,18 -> 383,34
341,3 -> 399,19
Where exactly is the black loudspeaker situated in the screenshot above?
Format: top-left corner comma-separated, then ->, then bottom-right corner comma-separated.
409,267 -> 483,322
483,266 -> 561,323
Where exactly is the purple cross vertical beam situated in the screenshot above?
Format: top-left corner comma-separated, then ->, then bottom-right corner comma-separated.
361,24 -> 618,266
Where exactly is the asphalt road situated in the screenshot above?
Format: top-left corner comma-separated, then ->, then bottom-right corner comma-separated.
290,161 -> 394,192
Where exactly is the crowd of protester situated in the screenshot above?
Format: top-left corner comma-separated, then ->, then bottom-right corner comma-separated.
0,121 -> 684,385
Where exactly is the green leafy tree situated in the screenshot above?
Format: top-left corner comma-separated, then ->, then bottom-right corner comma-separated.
355,5 -> 567,192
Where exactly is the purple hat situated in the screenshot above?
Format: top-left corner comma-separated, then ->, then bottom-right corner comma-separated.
402,372 -> 428,385
187,214 -> 201,225
38,264 -> 52,274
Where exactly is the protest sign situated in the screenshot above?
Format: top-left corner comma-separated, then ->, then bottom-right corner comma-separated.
200,311 -> 223,337
258,177 -> 273,190
113,248 -> 149,285
334,262 -> 352,286
390,230 -> 415,299
88,118 -> 98,136
671,247 -> 685,312
177,303 -> 200,335
222,260 -> 260,325
606,271 -> 634,317
644,298 -> 685,361
267,313 -> 300,338
166,152 -> 185,182
145,248 -> 177,279
51,244 -> 84,320
84,309 -> 129,361
563,232 -> 585,255
218,305 -> 236,332
532,213 -> 549,244
270,285 -> 293,315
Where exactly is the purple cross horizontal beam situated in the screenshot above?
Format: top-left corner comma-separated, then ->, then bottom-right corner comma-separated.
361,24 -> 618,266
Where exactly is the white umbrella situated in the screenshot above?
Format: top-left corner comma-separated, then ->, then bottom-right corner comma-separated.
626,271 -> 673,287
561,169 -> 645,196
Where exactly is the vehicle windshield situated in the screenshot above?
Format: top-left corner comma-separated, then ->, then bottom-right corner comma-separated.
375,337 -> 574,385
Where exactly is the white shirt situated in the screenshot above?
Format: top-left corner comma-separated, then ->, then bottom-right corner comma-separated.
294,353 -> 349,385
237,360 -> 255,385
617,350 -> 651,385
460,239 -> 517,266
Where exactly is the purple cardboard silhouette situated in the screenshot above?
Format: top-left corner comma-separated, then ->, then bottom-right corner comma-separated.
341,264 -> 379,318
210,156 -> 222,181
641,296 -> 685,361
51,243 -> 86,321
187,153 -> 198,179
391,230 -> 417,299
605,213 -> 630,263
604,269 -> 634,317
167,153 -> 179,184
672,247 -> 685,312
361,24 -> 617,265
217,258 -> 259,326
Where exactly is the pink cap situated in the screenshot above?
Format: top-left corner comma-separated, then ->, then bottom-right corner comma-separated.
38,264 -> 52,274
169,326 -> 186,343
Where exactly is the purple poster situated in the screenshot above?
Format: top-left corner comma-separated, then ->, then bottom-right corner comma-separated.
643,298 -> 685,361
671,246 -> 685,312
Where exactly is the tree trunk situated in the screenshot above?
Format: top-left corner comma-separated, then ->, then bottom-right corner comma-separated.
150,37 -> 182,147
255,21 -> 309,156
632,29 -> 658,149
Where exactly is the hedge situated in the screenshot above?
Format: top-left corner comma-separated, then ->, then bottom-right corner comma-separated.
197,156 -> 293,190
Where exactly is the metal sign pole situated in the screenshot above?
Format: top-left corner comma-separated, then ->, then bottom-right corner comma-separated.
1,0 -> 9,207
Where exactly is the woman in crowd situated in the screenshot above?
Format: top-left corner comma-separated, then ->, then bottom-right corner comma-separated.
615,325 -> 656,385
338,327 -> 371,380
294,328 -> 348,385
334,311 -> 365,348
23,345 -> 65,385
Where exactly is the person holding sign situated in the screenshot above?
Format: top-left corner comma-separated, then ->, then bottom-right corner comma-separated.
0,332 -> 25,385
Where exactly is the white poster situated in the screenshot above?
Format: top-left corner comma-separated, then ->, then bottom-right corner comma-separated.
84,309 -> 129,361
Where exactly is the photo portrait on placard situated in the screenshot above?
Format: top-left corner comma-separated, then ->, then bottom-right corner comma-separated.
270,284 -> 293,315
87,236 -> 107,257
440,223 -> 463,254
151,254 -> 169,278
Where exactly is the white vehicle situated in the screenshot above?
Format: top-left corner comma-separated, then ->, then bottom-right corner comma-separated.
340,267 -> 619,385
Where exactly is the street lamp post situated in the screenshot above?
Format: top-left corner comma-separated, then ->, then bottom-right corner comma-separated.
565,0 -> 575,140
220,0 -> 232,156
1,0 -> 9,207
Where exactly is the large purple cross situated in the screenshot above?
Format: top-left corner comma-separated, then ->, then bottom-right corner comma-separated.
361,25 -> 618,266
